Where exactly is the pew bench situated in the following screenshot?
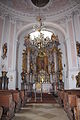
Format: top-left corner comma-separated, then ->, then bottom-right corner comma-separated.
0,92 -> 15,120
58,90 -> 64,106
74,96 -> 80,120
58,90 -> 80,120
64,90 -> 80,120
24,90 -> 28,103
0,107 -> 3,119
20,90 -> 25,107
0,90 -> 21,112
10,90 -> 21,112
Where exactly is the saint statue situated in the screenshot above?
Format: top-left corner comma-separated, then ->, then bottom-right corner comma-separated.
2,43 -> 7,59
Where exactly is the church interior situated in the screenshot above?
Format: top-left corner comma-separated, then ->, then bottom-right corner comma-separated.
0,0 -> 80,120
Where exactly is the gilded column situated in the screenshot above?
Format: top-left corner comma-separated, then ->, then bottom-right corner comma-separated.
22,50 -> 27,72
26,47 -> 31,83
52,45 -> 58,73
57,49 -> 63,80
51,34 -> 59,74
27,47 -> 30,74
52,45 -> 58,93
24,35 -> 30,74
21,50 -> 27,84
24,35 -> 31,83
51,34 -> 60,93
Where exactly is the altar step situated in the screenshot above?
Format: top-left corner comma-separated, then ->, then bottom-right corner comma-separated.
27,93 -> 56,103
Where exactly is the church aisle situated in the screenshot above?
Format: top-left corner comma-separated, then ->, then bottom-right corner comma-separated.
13,103 -> 69,120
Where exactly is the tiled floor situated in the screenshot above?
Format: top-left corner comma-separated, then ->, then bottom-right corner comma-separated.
13,103 -> 69,120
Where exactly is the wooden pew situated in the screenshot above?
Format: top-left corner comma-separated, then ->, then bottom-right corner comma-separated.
20,90 -> 25,107
63,92 -> 68,112
8,90 -> 21,112
58,90 -> 80,120
66,94 -> 76,120
0,107 -> 3,119
64,90 -> 80,120
0,90 -> 21,112
74,96 -> 80,120
58,90 -> 64,106
24,90 -> 28,103
0,92 -> 15,120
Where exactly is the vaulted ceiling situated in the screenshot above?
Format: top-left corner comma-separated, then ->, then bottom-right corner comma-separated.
0,0 -> 80,21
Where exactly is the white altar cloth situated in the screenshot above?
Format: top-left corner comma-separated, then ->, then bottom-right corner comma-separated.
33,83 -> 52,93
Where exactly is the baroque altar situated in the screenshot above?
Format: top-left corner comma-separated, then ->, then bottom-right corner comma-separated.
21,31 -> 63,94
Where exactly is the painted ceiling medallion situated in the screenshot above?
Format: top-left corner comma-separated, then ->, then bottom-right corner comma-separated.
31,0 -> 49,7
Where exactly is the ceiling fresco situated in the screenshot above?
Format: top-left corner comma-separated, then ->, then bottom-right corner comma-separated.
31,0 -> 49,7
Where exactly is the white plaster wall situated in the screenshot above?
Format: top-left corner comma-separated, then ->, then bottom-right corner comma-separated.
18,35 -> 24,89
77,15 -> 80,69
0,16 -> 5,74
0,16 -> 18,90
7,20 -> 17,90
1,17 -> 10,72
64,15 -> 79,89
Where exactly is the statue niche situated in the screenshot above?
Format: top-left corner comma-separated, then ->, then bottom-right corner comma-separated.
36,50 -> 48,73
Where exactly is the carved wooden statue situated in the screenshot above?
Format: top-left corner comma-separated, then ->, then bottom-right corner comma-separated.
21,70 -> 26,82
2,43 -> 7,59
76,72 -> 80,87
57,49 -> 63,81
24,34 -> 30,47
76,41 -> 80,57
51,33 -> 57,41
22,50 -> 27,72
